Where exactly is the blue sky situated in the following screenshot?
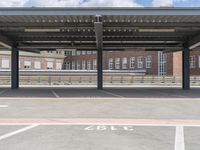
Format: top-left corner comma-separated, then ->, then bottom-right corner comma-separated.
136,0 -> 200,7
0,0 -> 200,7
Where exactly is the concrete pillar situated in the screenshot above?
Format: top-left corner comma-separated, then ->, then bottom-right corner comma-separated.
11,47 -> 19,89
97,49 -> 103,90
182,45 -> 190,90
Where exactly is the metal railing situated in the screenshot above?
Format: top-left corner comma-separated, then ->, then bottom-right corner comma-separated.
0,75 -> 200,86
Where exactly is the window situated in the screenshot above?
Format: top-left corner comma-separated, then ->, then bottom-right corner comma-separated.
137,57 -> 143,68
72,61 -> 75,70
115,58 -> 120,69
56,50 -> 61,54
158,52 -> 167,76
87,51 -> 92,54
72,51 -> 76,56
34,61 -> 41,69
109,58 -> 114,70
93,59 -> 97,70
65,50 -> 72,56
77,61 -> 81,70
93,51 -> 97,54
87,60 -> 91,70
24,60 -> 31,69
82,61 -> 86,70
47,50 -> 52,54
1,58 -> 10,69
56,62 -> 62,70
146,55 -> 152,68
129,57 -> 135,69
190,56 -> 196,68
82,51 -> 86,55
47,62 -> 53,70
77,51 -> 81,55
65,62 -> 70,70
122,57 -> 127,69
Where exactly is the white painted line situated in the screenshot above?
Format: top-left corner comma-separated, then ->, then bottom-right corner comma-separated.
175,126 -> 185,150
1,119 -> 200,127
0,124 -> 39,141
50,89 -> 60,98
0,105 -> 8,108
0,89 -> 7,96
102,90 -> 124,98
0,97 -> 199,101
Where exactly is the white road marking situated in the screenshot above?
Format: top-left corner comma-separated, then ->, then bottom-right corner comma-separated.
175,126 -> 185,150
0,105 -> 8,108
102,90 -> 124,98
0,124 -> 39,141
0,97 -> 200,101
50,89 -> 60,98
1,119 -> 200,127
0,89 -> 7,96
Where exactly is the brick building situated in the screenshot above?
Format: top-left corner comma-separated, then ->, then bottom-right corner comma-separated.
0,49 -> 200,76
63,50 -> 200,76
0,50 -> 65,70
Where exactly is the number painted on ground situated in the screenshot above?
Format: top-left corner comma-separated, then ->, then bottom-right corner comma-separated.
84,125 -> 134,131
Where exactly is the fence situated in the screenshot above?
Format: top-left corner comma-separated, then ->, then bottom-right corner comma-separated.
0,74 -> 200,86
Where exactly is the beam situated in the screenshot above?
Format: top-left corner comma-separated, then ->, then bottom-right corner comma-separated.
11,47 -> 19,89
94,16 -> 103,90
0,33 -> 14,49
0,7 -> 200,16
182,44 -> 190,90
188,34 -> 200,49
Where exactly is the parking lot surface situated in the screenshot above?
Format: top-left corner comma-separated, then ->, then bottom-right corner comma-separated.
0,87 -> 200,150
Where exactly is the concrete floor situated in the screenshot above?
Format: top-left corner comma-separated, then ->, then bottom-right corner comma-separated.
0,87 -> 200,98
0,87 -> 200,150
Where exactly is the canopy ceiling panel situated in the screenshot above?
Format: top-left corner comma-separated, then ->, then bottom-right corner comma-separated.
0,7 -> 200,51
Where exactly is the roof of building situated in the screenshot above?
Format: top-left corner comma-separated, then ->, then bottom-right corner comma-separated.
0,7 -> 200,52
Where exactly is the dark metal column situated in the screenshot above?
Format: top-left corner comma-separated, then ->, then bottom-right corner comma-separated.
11,47 -> 19,89
182,44 -> 190,90
94,16 -> 103,90
97,48 -> 103,89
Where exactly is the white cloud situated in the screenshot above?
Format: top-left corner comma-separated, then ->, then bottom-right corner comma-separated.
0,0 -> 143,7
152,0 -> 189,7
81,0 -> 143,7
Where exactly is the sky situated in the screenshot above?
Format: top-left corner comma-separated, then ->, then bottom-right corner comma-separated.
0,0 -> 200,7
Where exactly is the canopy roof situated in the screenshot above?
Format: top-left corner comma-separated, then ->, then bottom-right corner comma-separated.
0,7 -> 200,52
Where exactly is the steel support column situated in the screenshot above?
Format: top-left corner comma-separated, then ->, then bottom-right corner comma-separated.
94,16 -> 103,90
11,47 -> 19,89
182,44 -> 190,90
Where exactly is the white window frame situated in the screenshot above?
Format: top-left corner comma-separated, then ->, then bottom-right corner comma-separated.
1,58 -> 10,69
137,56 -> 143,69
115,58 -> 120,70
129,57 -> 135,69
24,60 -> 32,69
93,59 -> 97,70
108,58 -> 114,70
47,61 -> 53,70
122,57 -> 127,69
87,60 -> 91,70
146,55 -> 152,69
190,56 -> 196,68
77,61 -> 81,70
56,62 -> 62,70
34,61 -> 41,69
82,60 -> 86,70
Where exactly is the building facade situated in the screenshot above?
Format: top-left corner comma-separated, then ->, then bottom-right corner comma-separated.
63,50 -> 200,76
0,49 -> 200,76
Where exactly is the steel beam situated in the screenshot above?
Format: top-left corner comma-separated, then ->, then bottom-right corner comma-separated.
0,33 -> 14,49
0,7 -> 200,16
94,16 -> 103,90
182,44 -> 190,90
11,47 -> 19,89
